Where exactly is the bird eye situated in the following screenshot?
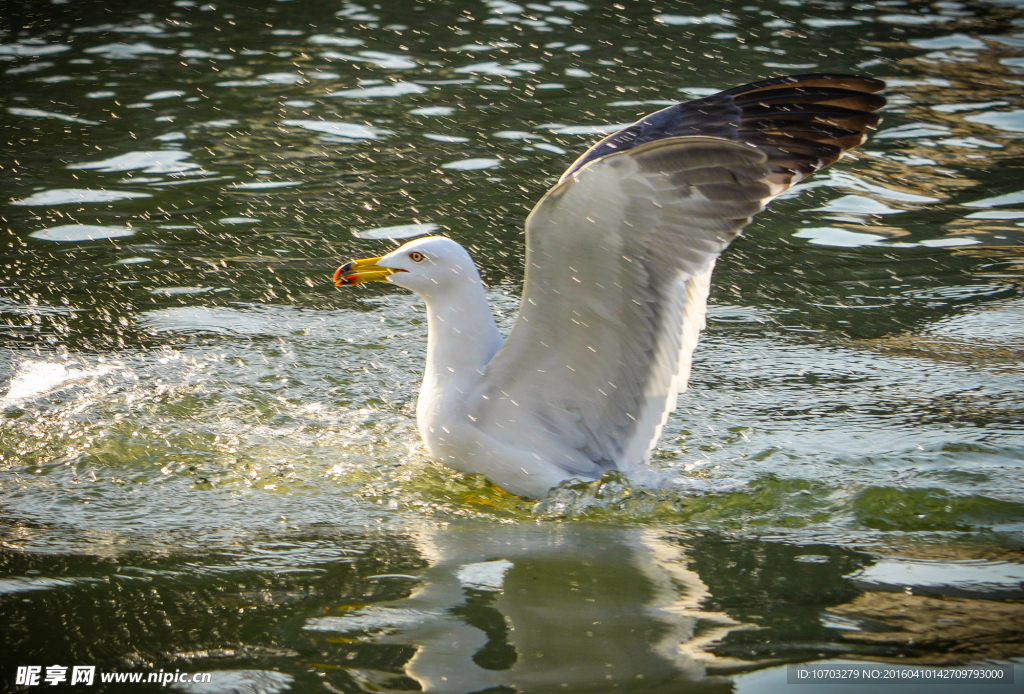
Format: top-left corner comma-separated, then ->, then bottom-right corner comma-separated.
409,251 -> 425,262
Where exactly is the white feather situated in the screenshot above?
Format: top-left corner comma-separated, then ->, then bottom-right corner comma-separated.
375,136 -> 778,497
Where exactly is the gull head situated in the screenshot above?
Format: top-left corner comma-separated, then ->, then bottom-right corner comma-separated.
334,236 -> 481,296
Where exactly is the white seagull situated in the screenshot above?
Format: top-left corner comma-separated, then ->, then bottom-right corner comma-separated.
334,74 -> 886,498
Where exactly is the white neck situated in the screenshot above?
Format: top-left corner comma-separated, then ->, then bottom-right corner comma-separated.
417,279 -> 503,423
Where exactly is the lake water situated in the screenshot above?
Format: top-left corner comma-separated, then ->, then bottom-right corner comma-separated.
2,0 -> 1023,691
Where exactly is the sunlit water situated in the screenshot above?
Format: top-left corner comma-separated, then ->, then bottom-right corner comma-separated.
2,0 -> 1023,691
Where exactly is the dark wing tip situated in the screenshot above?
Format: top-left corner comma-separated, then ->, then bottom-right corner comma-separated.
716,73 -> 886,97
724,73 -> 887,187
560,73 -> 886,184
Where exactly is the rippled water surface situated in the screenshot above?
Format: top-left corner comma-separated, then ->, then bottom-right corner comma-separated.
2,0 -> 1024,691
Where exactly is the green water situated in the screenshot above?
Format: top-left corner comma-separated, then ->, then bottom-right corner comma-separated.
2,0 -> 1023,691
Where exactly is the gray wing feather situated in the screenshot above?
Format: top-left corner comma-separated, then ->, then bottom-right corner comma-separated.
469,136 -> 772,474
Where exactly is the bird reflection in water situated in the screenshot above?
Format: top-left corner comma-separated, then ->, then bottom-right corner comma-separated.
304,524 -> 748,693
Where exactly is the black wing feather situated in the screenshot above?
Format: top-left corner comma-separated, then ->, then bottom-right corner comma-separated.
560,73 -> 886,188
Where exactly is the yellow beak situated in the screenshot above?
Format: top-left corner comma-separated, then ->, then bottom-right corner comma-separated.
333,256 -> 400,286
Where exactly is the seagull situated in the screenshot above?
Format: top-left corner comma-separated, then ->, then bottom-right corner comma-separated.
333,73 -> 885,499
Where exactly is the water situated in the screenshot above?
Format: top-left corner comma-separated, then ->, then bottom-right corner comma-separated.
2,0 -> 1023,691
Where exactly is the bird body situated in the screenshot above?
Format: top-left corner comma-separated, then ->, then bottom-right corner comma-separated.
359,236 -> 580,497
335,74 -> 886,498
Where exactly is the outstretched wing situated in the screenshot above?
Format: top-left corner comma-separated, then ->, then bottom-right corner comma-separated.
470,74 -> 884,475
